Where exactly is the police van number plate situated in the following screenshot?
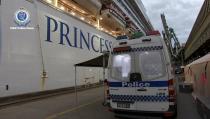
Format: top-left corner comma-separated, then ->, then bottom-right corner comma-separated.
117,103 -> 130,108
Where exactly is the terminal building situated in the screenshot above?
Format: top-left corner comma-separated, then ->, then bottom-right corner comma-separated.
0,0 -> 153,97
184,0 -> 210,64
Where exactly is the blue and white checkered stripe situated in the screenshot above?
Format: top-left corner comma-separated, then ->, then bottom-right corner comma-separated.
110,94 -> 168,102
112,46 -> 163,54
131,46 -> 163,52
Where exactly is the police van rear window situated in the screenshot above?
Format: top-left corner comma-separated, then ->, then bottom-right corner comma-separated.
138,51 -> 165,80
111,54 -> 131,81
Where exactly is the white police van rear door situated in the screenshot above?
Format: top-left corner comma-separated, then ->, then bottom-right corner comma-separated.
134,45 -> 169,112
109,51 -> 137,111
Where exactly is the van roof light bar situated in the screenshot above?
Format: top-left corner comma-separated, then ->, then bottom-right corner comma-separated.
113,46 -> 131,52
130,32 -> 144,39
116,35 -> 129,41
146,30 -> 161,36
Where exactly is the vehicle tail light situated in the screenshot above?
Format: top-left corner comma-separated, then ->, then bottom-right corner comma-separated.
113,46 -> 131,52
164,112 -> 173,117
104,79 -> 108,85
106,90 -> 110,100
104,80 -> 110,100
168,79 -> 174,86
168,79 -> 176,103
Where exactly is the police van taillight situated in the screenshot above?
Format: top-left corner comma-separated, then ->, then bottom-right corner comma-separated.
113,46 -> 131,52
104,80 -> 110,100
107,90 -> 110,100
168,79 -> 176,104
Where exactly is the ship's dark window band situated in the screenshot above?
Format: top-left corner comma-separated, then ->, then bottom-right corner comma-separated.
112,46 -> 163,54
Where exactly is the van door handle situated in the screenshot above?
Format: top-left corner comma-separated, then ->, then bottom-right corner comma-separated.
137,89 -> 147,91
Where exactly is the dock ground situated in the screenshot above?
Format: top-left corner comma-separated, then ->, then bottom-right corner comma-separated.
0,76 -> 201,119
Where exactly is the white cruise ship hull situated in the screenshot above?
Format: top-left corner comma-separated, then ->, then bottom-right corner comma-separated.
0,0 -> 115,97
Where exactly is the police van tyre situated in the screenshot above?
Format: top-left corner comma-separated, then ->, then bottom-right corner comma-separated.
163,104 -> 177,119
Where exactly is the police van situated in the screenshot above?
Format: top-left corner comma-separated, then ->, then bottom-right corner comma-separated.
107,31 -> 177,118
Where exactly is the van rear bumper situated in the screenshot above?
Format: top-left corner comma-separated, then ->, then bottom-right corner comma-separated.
111,105 -> 177,118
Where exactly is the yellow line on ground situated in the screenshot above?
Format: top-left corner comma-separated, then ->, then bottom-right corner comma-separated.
45,98 -> 102,119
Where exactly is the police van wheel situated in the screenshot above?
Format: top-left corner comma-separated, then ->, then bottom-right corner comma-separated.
163,107 -> 177,119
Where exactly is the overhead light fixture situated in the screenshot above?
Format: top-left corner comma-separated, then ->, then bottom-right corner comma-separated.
100,17 -> 103,20
46,0 -> 52,3
97,19 -> 100,29
60,6 -> 65,10
71,12 -> 75,16
80,17 -> 85,20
